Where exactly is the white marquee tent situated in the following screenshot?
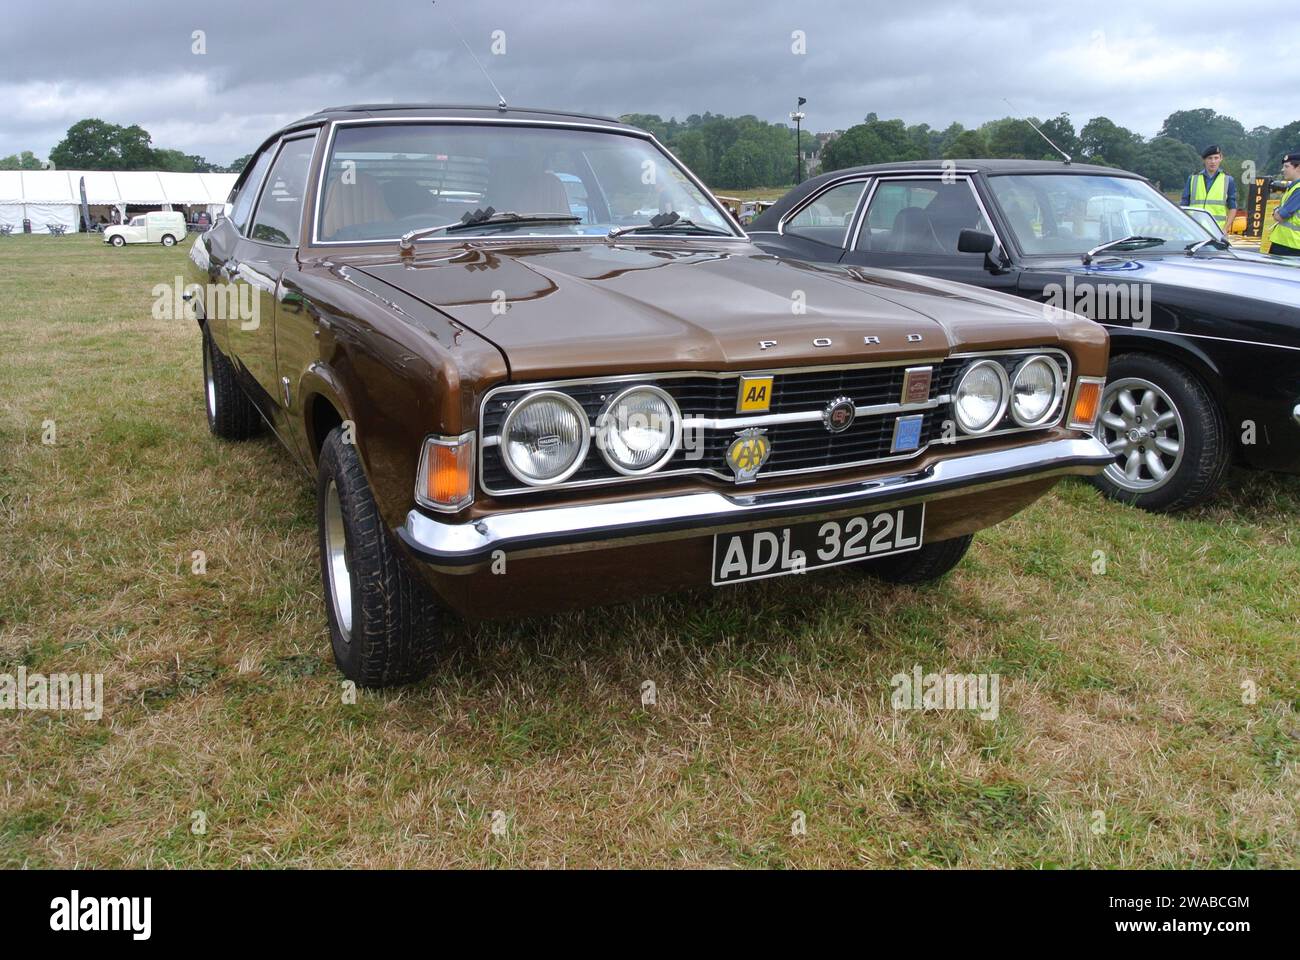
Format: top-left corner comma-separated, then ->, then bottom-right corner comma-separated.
0,169 -> 237,234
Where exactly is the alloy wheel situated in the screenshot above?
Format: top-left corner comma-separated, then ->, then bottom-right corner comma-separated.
1098,376 -> 1184,492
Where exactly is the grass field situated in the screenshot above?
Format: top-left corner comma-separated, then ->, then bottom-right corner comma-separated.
1,234 -> 1296,868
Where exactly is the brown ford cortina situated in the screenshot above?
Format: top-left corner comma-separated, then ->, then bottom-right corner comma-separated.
186,104 -> 1114,686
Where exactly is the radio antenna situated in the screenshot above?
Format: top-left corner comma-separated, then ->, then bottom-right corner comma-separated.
1003,98 -> 1071,164
433,1 -> 508,110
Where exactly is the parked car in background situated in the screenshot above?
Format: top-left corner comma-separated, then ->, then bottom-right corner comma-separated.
750,160 -> 1300,512
104,210 -> 187,247
189,106 -> 1113,686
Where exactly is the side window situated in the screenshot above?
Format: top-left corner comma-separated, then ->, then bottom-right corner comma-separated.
249,134 -> 318,246
858,179 -> 989,255
228,148 -> 276,235
784,180 -> 865,246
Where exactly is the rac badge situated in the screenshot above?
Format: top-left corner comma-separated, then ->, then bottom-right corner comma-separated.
822,396 -> 856,434
726,428 -> 771,483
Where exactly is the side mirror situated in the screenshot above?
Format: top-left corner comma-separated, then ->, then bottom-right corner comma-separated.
957,228 -> 995,254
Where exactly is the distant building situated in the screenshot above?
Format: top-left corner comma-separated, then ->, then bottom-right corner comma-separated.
0,169 -> 235,233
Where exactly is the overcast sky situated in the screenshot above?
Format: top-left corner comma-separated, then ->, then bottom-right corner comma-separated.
3,0 -> 1297,165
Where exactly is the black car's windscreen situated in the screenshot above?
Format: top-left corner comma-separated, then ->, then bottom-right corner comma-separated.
315,123 -> 735,242
988,174 -> 1204,256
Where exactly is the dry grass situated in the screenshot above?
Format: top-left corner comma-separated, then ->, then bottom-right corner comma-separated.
0,234 -> 1296,868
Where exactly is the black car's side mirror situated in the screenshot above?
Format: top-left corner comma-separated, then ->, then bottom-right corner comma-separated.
958,228 -> 1010,274
957,229 -> 995,254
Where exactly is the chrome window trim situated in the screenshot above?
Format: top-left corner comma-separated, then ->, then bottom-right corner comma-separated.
848,174 -> 1006,257
309,117 -> 745,247
776,174 -> 871,247
477,348 -> 1072,496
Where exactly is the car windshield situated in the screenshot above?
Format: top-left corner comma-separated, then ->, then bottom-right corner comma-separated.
988,174 -> 1204,256
316,122 -> 736,243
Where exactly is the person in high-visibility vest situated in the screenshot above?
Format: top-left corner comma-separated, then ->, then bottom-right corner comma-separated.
1181,144 -> 1237,231
1268,151 -> 1300,258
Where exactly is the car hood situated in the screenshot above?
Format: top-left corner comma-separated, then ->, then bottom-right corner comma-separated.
1049,251 -> 1300,310
347,240 -> 1091,379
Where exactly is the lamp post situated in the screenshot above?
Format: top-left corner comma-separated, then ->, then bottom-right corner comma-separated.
790,97 -> 807,183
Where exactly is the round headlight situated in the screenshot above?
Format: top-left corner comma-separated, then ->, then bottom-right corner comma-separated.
953,360 -> 1009,434
1010,355 -> 1063,427
501,390 -> 590,485
596,385 -> 681,475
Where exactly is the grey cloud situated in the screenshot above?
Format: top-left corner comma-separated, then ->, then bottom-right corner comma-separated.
1,0 -> 1295,164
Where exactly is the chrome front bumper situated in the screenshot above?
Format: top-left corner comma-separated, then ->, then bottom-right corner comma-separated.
399,436 -> 1115,570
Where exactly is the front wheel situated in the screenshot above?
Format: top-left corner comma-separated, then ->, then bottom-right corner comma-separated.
110,235 -> 125,247
1090,354 -> 1229,513
858,534 -> 973,584
202,326 -> 260,439
317,428 -> 443,687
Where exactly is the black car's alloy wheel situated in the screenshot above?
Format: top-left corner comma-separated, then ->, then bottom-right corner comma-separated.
1091,353 -> 1230,513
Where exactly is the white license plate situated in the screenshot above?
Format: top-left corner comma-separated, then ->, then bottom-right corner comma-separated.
711,504 -> 925,585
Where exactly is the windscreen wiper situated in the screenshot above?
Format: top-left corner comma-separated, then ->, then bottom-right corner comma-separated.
1082,235 -> 1166,265
398,208 -> 580,251
1184,236 -> 1230,255
607,211 -> 733,239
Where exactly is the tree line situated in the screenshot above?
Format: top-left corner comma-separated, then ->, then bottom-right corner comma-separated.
1,119 -> 242,173
622,107 -> 1299,191
8,108 -> 1297,191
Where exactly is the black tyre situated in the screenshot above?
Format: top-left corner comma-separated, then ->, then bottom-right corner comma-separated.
202,325 -> 260,440
110,234 -> 125,247
859,534 -> 974,584
161,234 -> 176,247
1090,353 -> 1229,513
317,428 -> 442,687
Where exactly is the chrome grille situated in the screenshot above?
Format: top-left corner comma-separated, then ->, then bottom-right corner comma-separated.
478,351 -> 1066,495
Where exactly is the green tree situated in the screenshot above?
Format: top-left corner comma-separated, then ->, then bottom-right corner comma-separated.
1132,137 -> 1201,191
153,148 -> 196,172
0,150 -> 44,170
1079,116 -> 1142,169
48,118 -> 158,170
944,129 -> 989,160
1158,108 -> 1247,156
820,118 -> 925,171
227,153 -> 253,174
1267,121 -> 1300,174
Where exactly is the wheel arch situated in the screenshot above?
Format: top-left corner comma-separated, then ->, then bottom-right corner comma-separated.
1105,329 -> 1228,407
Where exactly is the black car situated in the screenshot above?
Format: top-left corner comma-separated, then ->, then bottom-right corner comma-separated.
749,160 -> 1300,512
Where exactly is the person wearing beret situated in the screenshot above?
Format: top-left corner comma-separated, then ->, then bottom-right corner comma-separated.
1181,145 -> 1237,232
1268,151 -> 1300,257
